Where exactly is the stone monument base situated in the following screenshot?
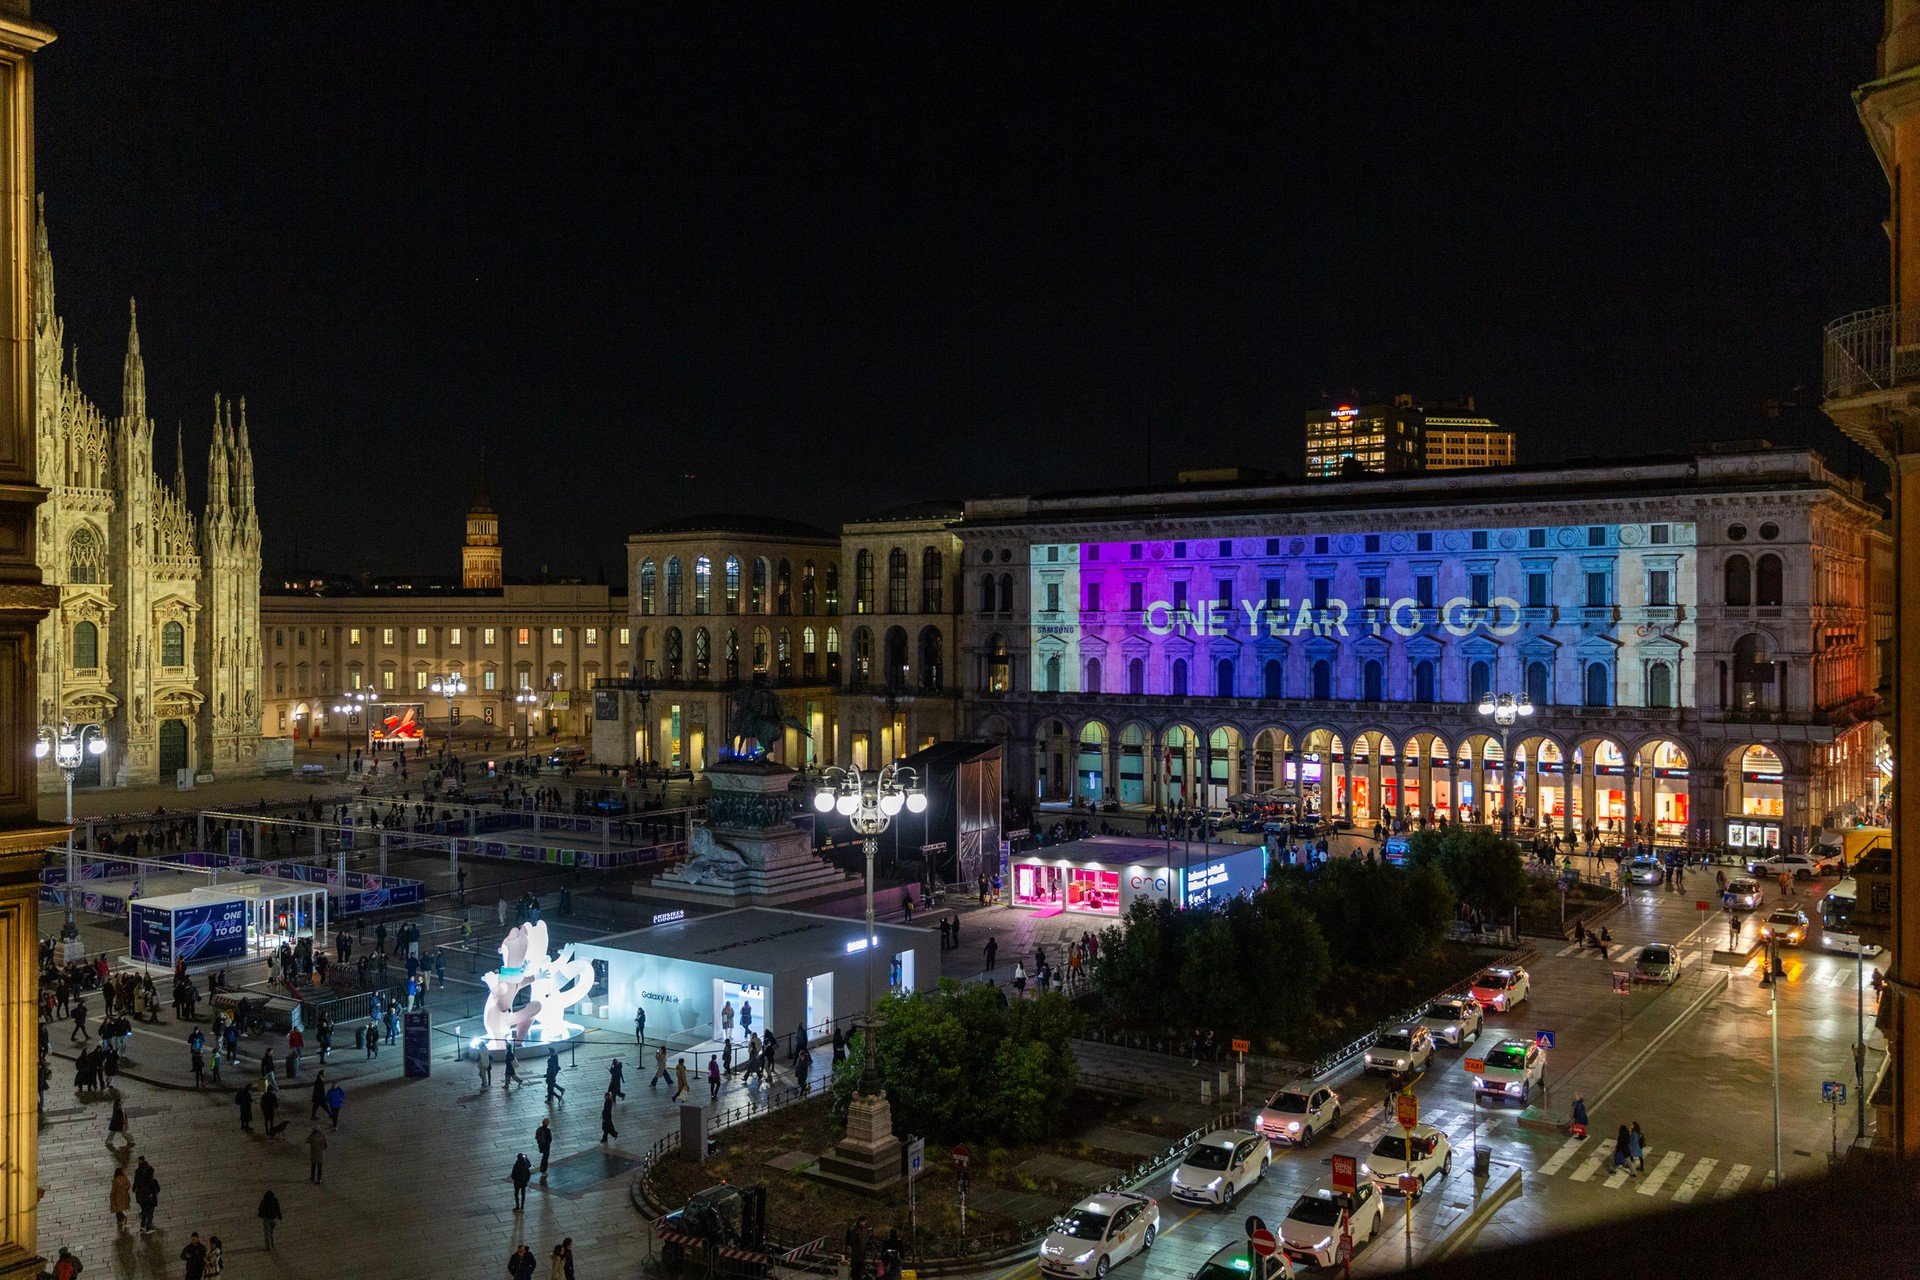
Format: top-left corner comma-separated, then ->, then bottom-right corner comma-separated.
811,1090 -> 904,1191
649,759 -> 854,906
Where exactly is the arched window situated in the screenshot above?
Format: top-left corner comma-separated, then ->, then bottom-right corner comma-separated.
638,560 -> 657,615
887,547 -> 909,612
1363,658 -> 1383,702
801,562 -> 817,614
1468,659 -> 1492,703
753,626 -> 771,673
1583,660 -> 1611,707
724,556 -> 741,613
664,558 -> 683,614
1647,661 -> 1673,708
1413,659 -> 1436,703
885,627 -> 909,689
1215,658 -> 1235,698
68,526 -> 105,584
1732,632 -> 1774,710
72,620 -> 98,669
777,560 -> 793,614
724,629 -> 740,681
980,572 -> 996,614
693,627 -> 711,679
1045,652 -> 1063,693
1755,554 -> 1783,607
824,565 -> 840,613
664,628 -> 683,677
161,621 -> 185,668
1263,658 -> 1283,699
752,558 -> 771,613
802,627 -> 818,679
826,627 -> 841,681
853,627 -> 873,685
693,556 -> 712,614
777,628 -> 793,679
1724,554 -> 1751,607
1085,656 -> 1102,693
854,551 -> 875,614
921,548 -> 944,612
1525,659 -> 1550,707
998,573 -> 1014,614
1311,659 -> 1332,700
919,626 -> 943,690
1124,657 -> 1144,695
1170,658 -> 1189,697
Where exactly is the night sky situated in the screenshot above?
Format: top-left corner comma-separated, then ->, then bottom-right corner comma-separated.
32,3 -> 1890,581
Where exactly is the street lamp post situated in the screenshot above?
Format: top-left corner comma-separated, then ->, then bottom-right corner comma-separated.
429,671 -> 468,749
332,689 -> 375,744
813,763 -> 926,1094
513,689 -> 539,759
37,719 -> 106,938
1476,692 -> 1534,837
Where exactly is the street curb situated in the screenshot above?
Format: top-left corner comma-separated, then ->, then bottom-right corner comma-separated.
1423,1164 -> 1523,1266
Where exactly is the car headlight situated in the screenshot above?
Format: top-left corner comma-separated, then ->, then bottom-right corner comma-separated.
1360,1162 -> 1372,1175
1286,1121 -> 1301,1132
1506,1081 -> 1523,1095
1206,1176 -> 1223,1191
1313,1237 -> 1332,1253
1072,1250 -> 1096,1266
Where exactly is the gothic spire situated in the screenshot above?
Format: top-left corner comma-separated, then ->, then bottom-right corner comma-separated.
206,395 -> 230,523
32,193 -> 52,331
235,395 -> 255,521
122,298 -> 146,425
174,420 -> 186,497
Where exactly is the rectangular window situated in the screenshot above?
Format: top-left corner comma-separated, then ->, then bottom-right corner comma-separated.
1087,545 -> 1099,561
551,628 -> 564,646
1264,577 -> 1281,605
348,628 -> 362,645
1046,545 -> 1059,562
483,669 -> 498,691
1216,578 -> 1232,607
1045,582 -> 1061,612
296,629 -> 306,647
618,627 -> 631,646
1528,528 -> 1547,549
1130,544 -> 1142,560
1363,574 -> 1383,602
349,669 -> 363,690
416,670 -> 429,690
1526,572 -> 1548,609
1265,538 -> 1280,556
1417,532 -> 1433,551
518,669 -> 531,690
1217,539 -> 1231,556
1586,571 -> 1610,608
1415,575 -> 1435,608
381,669 -> 395,691
448,627 -> 462,645
483,628 -> 496,646
585,628 -> 598,646
1128,582 -> 1144,612
1173,542 -> 1187,559
415,628 -> 428,646
1364,534 -> 1380,553
381,628 -> 394,646
1650,524 -> 1671,545
516,628 -> 530,646
1172,581 -> 1189,610
1314,536 -> 1329,555
1312,579 -> 1331,610
1588,526 -> 1606,547
1085,583 -> 1101,612
1470,573 -> 1491,608
1471,531 -> 1489,550
1649,569 -> 1672,607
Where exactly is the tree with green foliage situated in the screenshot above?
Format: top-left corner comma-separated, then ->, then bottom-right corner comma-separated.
826,980 -> 1078,1145
1406,824 -> 1528,921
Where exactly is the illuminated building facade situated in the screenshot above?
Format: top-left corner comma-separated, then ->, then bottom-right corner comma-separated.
1305,395 -> 1514,476
962,445 -> 1887,852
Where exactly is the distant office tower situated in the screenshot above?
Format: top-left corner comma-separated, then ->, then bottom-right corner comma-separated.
1304,394 -> 1512,476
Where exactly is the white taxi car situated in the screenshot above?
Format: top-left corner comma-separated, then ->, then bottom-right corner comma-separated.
1362,1025 -> 1435,1077
1039,1192 -> 1160,1279
1280,1182 -> 1384,1269
1254,1084 -> 1341,1147
1469,966 -> 1530,1011
1418,997 -> 1483,1047
1361,1123 -> 1453,1197
1170,1129 -> 1270,1206
1472,1037 -> 1546,1103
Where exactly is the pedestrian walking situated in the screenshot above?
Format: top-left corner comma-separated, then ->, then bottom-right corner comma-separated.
544,1052 -> 566,1104
235,1084 -> 254,1133
1629,1120 -> 1646,1172
708,1054 -> 722,1101
650,1043 -> 669,1090
364,1015 -> 379,1059
1727,910 -> 1741,948
191,1046 -> 206,1088
508,1244 -> 538,1280
796,1045 -> 813,1095
106,1088 -> 130,1146
205,1236 -> 224,1278
180,1232 -> 208,1280
551,1238 -> 576,1280
671,1056 -> 689,1101
722,999 -> 735,1041
510,1152 -> 534,1210
536,1118 -> 554,1176
1570,1094 -> 1589,1139
326,1082 -> 345,1130
69,998 -> 88,1043
51,1247 -> 80,1280
608,1057 -> 626,1098
479,1044 -> 495,1088
309,1072 -> 328,1121
257,1189 -> 282,1249
307,1125 -> 328,1183
132,1156 -> 159,1233
740,998 -> 753,1036
984,936 -> 998,973
601,1089 -> 619,1143
503,1043 -> 522,1088
261,1087 -> 281,1137
634,1005 -> 646,1047
109,1166 -> 131,1229
1611,1124 -> 1633,1176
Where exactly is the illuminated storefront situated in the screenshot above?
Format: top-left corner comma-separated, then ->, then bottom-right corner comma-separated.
1007,836 -> 1266,915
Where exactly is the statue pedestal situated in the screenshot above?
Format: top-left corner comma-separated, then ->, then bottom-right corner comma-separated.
649,760 -> 854,906
813,1090 -> 904,1191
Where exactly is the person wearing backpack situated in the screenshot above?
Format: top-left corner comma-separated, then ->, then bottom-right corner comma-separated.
52,1246 -> 81,1279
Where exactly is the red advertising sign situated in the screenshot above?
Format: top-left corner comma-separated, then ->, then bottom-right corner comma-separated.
1331,1154 -> 1358,1194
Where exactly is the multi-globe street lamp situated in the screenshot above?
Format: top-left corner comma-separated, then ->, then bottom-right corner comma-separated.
429,671 -> 468,746
1476,691 -> 1534,837
332,688 -> 376,738
513,688 -> 540,759
812,763 -> 926,1093
36,719 -> 106,937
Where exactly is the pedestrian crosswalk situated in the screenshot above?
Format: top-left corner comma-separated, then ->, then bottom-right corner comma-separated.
1552,940 -> 1645,962
1343,1102 -> 1493,1149
1528,1133 -> 1754,1203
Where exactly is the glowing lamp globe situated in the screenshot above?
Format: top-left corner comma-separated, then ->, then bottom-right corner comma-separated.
880,791 -> 904,816
87,737 -> 106,756
906,792 -> 928,814
835,793 -> 859,817
813,790 -> 835,814
32,741 -> 48,759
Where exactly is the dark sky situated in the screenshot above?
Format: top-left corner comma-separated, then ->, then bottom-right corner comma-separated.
32,2 -> 1891,580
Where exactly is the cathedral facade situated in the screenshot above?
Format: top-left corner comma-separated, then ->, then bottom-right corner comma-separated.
32,199 -> 265,789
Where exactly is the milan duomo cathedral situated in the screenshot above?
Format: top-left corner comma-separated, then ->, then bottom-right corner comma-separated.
32,197 -> 264,788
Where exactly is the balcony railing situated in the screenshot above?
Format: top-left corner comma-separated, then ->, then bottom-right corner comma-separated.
1823,305 -> 1920,402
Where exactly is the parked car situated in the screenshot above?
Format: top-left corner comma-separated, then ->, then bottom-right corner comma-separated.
1039,1193 -> 1160,1279
1254,1085 -> 1341,1147
1746,852 -> 1839,880
1634,943 -> 1679,984
1170,1130 -> 1270,1207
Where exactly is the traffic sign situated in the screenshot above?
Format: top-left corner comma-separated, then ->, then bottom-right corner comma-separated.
1330,1154 -> 1358,1194
905,1138 -> 925,1176
1534,1030 -> 1555,1050
1244,1215 -> 1267,1239
1248,1227 -> 1278,1258
1695,900 -> 1711,912
1822,1081 -> 1847,1105
1394,1092 -> 1419,1129
1611,970 -> 1631,995
950,1143 -> 971,1169
1463,1056 -> 1486,1075
1231,1038 -> 1250,1055
1397,1172 -> 1423,1196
